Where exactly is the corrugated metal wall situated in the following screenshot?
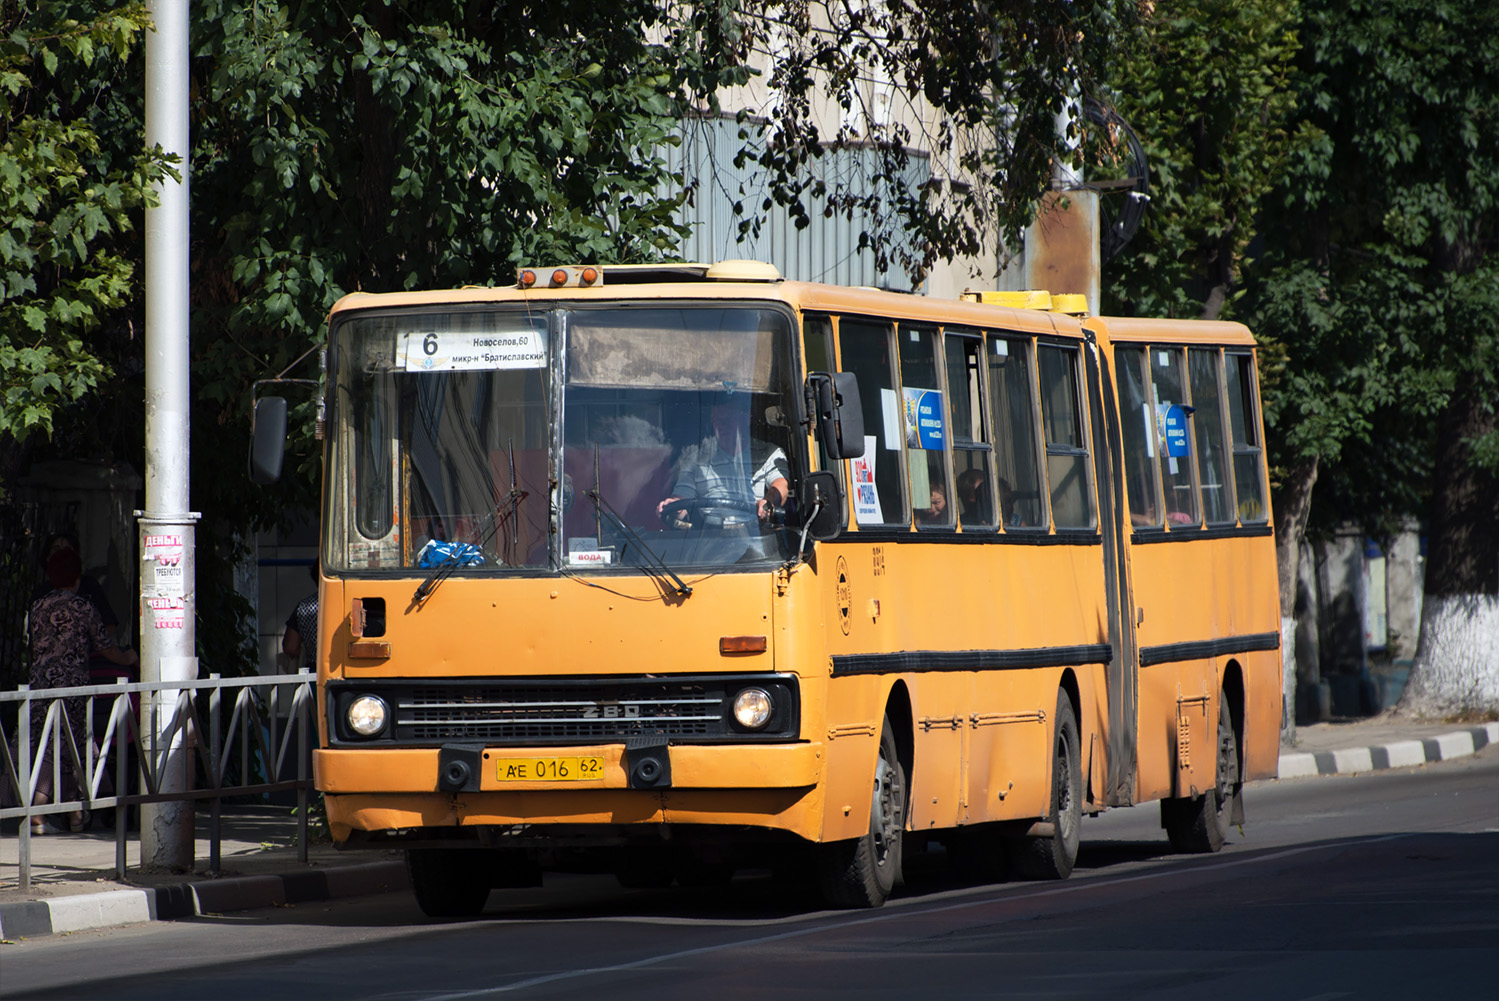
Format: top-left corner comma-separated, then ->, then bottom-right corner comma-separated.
666,115 -> 929,292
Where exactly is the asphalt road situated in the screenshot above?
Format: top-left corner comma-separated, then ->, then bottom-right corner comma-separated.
4,750 -> 1496,1001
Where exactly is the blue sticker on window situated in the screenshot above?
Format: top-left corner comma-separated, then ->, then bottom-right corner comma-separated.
903,388 -> 946,450
1158,404 -> 1191,458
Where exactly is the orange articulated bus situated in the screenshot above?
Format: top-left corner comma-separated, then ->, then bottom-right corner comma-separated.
252,261 -> 1281,914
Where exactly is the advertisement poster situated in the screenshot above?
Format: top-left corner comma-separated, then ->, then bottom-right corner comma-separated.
902,388 -> 945,450
143,533 -> 185,598
147,596 -> 186,630
1156,402 -> 1191,474
851,435 -> 883,524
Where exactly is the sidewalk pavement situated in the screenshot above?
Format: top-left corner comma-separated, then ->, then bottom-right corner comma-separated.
2,714 -> 1495,941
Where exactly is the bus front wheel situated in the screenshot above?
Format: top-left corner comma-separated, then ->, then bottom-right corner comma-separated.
406,848 -> 491,918
1162,692 -> 1239,854
1011,691 -> 1082,880
817,716 -> 905,908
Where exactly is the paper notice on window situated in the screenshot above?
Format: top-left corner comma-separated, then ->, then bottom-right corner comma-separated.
881,389 -> 901,450
400,328 -> 547,372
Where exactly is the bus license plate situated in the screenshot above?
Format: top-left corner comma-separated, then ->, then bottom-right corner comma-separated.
495,755 -> 605,782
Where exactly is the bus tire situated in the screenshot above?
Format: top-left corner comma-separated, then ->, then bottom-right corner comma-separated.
817,716 -> 905,908
406,848 -> 491,918
1163,692 -> 1238,854
1012,691 -> 1082,880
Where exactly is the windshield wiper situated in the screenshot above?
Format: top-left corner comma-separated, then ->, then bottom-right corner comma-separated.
585,486 -> 692,598
412,440 -> 528,605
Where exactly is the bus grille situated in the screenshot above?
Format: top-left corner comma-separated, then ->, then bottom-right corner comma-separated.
327,675 -> 799,746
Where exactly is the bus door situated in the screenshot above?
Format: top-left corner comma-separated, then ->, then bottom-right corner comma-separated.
1082,327 -> 1139,807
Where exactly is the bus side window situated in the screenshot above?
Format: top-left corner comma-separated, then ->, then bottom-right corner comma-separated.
1189,347 -> 1236,525
946,331 -> 995,530
1150,347 -> 1200,528
1226,352 -> 1268,523
839,318 -> 907,527
1037,343 -> 1096,531
988,335 -> 1046,528
900,325 -> 953,529
1115,346 -> 1162,529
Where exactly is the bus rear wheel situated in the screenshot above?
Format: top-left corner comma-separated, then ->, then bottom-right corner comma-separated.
817,716 -> 905,908
1011,691 -> 1082,880
406,848 -> 491,918
1163,692 -> 1239,854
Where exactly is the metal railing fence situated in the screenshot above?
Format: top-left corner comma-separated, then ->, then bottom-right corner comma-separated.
1,671 -> 316,889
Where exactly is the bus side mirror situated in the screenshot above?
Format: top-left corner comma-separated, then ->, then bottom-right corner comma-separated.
798,471 -> 843,541
806,372 -> 865,460
250,396 -> 288,485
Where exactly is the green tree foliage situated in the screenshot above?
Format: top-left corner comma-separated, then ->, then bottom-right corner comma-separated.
1095,0 -> 1300,321
1245,0 -> 1499,555
0,2 -> 167,446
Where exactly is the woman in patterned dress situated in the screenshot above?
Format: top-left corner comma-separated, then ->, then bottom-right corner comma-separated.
27,548 -> 138,833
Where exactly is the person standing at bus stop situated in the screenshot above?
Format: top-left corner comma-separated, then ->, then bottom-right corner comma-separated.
281,560 -> 319,670
27,547 -> 139,833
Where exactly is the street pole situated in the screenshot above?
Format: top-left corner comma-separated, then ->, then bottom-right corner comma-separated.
140,0 -> 197,870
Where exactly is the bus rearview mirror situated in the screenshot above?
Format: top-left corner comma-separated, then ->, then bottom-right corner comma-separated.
799,471 -> 843,541
250,396 -> 288,485
806,372 -> 865,459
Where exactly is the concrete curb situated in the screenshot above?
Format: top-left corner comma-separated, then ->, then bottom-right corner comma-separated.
1277,722 -> 1497,779
0,859 -> 407,940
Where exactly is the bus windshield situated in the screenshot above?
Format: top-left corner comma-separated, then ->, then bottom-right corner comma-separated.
325,303 -> 801,574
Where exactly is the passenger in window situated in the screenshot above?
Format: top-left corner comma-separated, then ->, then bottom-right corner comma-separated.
997,477 -> 1022,527
918,484 -> 949,524
657,394 -> 789,529
956,468 -> 991,525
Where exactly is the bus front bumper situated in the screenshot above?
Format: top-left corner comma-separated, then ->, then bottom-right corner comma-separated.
316,742 -> 828,842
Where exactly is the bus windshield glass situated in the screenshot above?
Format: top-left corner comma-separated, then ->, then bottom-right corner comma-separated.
326,303 -> 800,574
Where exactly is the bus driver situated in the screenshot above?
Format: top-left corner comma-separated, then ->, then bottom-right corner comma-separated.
657,395 -> 790,530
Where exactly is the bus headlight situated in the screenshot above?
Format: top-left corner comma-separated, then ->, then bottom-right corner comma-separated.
732,688 -> 773,730
347,695 -> 389,737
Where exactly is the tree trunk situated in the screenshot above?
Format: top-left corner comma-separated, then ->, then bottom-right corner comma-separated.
1272,458 -> 1319,743
1398,379 -> 1499,718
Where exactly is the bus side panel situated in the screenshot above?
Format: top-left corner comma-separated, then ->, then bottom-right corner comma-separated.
964,668 -> 1063,826
1128,534 -> 1280,803
1240,647 -> 1283,781
1135,658 -> 1216,803
907,670 -> 967,831
820,675 -> 892,842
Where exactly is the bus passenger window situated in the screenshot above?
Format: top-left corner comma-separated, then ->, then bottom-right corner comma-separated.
987,336 -> 1046,528
1226,352 -> 1268,523
947,333 -> 995,529
1189,348 -> 1235,525
1114,347 -> 1162,529
901,326 -> 952,529
839,319 -> 907,527
1037,344 -> 1096,530
1150,347 -> 1200,528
